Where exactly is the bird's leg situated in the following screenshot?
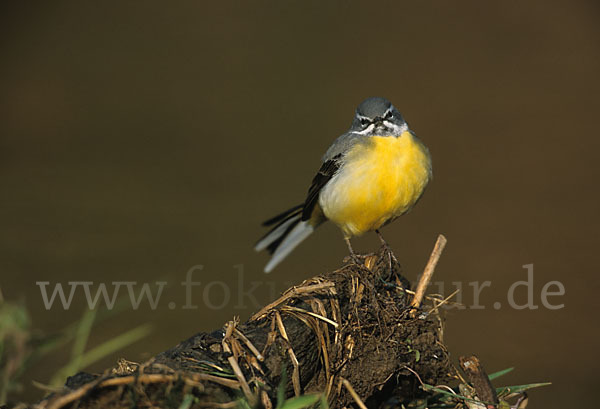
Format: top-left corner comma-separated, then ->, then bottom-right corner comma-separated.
375,229 -> 399,268
344,237 -> 366,265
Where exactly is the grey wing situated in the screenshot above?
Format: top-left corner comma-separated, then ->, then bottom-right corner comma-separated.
301,154 -> 342,221
301,132 -> 367,221
321,131 -> 365,162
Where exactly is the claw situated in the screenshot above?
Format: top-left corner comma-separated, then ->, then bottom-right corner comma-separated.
376,229 -> 400,271
343,252 -> 369,265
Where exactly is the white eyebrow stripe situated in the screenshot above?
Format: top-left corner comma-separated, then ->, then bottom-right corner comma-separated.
350,121 -> 408,136
351,123 -> 375,135
384,121 -> 409,134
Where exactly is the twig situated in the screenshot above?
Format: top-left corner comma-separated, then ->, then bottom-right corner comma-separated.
401,365 -> 425,387
426,288 -> 460,316
234,328 -> 264,361
410,234 -> 447,311
309,299 -> 332,383
340,378 -> 368,409
250,282 -> 335,321
41,373 -> 240,409
222,322 -> 255,405
280,305 -> 339,328
275,311 -> 301,397
261,390 -> 273,409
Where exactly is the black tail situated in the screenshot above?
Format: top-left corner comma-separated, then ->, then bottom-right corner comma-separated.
255,205 -> 303,254
261,204 -> 303,227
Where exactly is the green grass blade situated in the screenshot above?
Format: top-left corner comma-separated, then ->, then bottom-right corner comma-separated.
49,309 -> 97,386
178,393 -> 195,409
33,297 -> 132,359
496,382 -> 552,396
421,384 -> 466,401
237,397 -> 253,409
70,309 -> 97,367
76,323 -> 153,369
488,367 -> 514,381
279,394 -> 321,409
421,384 -> 488,406
50,323 -> 152,386
276,367 -> 287,409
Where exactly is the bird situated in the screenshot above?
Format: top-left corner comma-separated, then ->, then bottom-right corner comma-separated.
255,97 -> 432,273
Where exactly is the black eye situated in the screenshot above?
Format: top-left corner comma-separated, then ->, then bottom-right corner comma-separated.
384,111 -> 393,119
360,118 -> 370,126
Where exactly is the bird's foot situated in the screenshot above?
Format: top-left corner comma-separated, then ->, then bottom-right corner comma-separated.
375,229 -> 401,272
381,242 -> 399,265
343,237 -> 374,267
343,252 -> 372,266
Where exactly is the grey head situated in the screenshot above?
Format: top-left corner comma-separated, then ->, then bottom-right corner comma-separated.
349,97 -> 408,136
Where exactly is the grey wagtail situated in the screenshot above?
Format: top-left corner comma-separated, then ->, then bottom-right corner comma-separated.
255,97 -> 432,273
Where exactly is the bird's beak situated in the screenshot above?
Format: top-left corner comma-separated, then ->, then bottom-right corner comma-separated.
373,117 -> 384,127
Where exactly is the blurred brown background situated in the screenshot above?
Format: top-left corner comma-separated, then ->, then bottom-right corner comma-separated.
1,1 -> 598,407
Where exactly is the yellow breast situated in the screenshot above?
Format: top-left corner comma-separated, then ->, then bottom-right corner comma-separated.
319,131 -> 431,237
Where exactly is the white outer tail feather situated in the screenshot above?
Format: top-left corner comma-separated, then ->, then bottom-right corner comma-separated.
263,220 -> 314,273
254,216 -> 298,252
